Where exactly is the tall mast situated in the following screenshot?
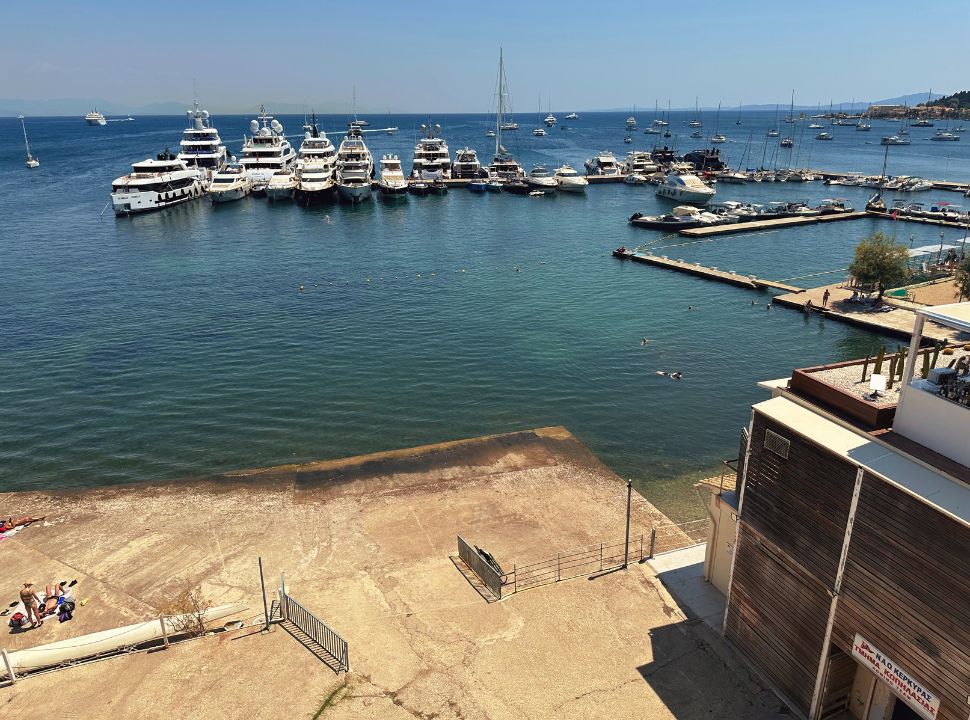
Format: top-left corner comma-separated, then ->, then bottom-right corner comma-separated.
21,116 -> 31,155
496,48 -> 504,156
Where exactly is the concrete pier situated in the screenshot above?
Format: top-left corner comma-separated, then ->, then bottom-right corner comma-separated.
618,251 -> 803,293
678,211 -> 868,237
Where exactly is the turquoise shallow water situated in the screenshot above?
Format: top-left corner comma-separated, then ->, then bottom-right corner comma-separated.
1,111 -> 966,514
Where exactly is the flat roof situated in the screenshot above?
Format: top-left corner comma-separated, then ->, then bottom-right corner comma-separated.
918,301 -> 970,333
754,396 -> 970,527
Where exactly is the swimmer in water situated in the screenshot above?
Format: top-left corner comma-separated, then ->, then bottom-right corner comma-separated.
641,338 -> 649,346
670,371 -> 683,381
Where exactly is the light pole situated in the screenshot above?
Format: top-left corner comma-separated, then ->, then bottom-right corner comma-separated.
623,479 -> 633,568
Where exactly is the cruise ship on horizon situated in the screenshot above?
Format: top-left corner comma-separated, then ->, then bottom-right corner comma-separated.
238,105 -> 297,191
85,109 -> 107,126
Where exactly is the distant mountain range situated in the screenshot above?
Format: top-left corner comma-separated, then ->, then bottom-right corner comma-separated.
0,91 -> 948,117
595,92 -> 947,114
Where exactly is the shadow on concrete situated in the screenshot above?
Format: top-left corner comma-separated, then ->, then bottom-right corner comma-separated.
637,622 -> 793,720
280,621 -> 345,675
449,556 -> 499,603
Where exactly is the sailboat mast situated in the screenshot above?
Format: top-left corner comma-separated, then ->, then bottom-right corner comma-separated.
496,48 -> 503,157
22,117 -> 30,154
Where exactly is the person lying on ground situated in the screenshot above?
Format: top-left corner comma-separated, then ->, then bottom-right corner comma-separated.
0,516 -> 46,533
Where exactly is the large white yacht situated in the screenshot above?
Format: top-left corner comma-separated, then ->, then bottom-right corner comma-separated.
110,150 -> 205,215
525,164 -> 557,193
655,173 -> 716,205
553,164 -> 588,192
411,122 -> 452,179
209,164 -> 252,203
293,113 -> 338,204
622,151 -> 658,175
584,151 -> 620,176
336,124 -> 374,203
238,105 -> 297,191
486,49 -> 525,181
378,154 -> 409,197
85,109 -> 107,126
266,170 -> 297,201
177,99 -> 227,184
452,147 -> 482,179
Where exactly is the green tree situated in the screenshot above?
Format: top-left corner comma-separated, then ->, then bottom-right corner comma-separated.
955,256 -> 970,301
847,231 -> 909,299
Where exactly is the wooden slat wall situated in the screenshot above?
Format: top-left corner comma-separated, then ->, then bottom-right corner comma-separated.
740,416 -> 857,588
725,524 -> 832,714
819,650 -> 855,719
831,473 -> 970,720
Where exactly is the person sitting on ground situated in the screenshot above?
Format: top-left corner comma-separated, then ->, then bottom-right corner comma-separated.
19,582 -> 42,628
0,515 -> 45,533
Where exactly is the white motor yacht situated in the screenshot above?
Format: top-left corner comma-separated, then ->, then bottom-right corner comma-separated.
553,164 -> 588,192
816,131 -> 833,140
565,112 -> 579,120
452,147 -> 482,179
544,113 -> 557,126
238,106 -> 297,191
655,173 -> 716,205
584,151 -> 620,176
336,124 -> 374,203
411,122 -> 452,179
881,135 -> 910,146
209,164 -> 252,203
532,127 -> 546,137
930,130 -> 960,141
85,109 -> 107,126
293,113 -> 338,204
525,164 -> 557,193
622,151 -> 658,175
111,150 -> 205,215
177,99 -> 227,184
378,154 -> 409,197
266,169 -> 297,200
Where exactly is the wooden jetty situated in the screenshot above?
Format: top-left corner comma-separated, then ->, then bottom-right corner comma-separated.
613,250 -> 803,293
866,209 -> 970,230
678,211 -> 868,237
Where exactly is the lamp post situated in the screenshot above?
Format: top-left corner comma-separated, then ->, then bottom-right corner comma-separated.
623,479 -> 633,569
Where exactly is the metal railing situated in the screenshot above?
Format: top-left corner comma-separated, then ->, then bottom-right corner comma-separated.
649,518 -> 710,556
281,592 -> 349,673
457,534 -> 505,600
509,535 -> 644,593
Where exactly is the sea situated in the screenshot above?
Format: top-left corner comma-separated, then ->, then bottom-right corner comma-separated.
2,110 -> 968,518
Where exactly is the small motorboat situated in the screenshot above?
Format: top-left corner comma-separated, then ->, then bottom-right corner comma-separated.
430,179 -> 448,194
629,205 -> 720,230
485,180 -> 503,193
502,179 -> 531,195
468,179 -> 488,193
612,246 -> 632,259
409,181 -> 430,196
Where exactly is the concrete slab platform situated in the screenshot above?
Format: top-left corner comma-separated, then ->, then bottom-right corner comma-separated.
648,543 -> 726,630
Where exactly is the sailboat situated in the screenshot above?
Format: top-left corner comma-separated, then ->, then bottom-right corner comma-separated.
780,92 -> 795,148
20,115 -> 39,168
487,48 -> 524,181
533,93 -> 547,136
689,97 -> 701,127
710,102 -> 726,143
736,100 -> 742,125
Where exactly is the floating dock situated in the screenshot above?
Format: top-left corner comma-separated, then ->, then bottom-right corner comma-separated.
678,211 -> 869,237
866,209 -> 970,230
614,250 -> 804,293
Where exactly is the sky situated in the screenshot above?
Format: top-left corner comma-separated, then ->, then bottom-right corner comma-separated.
3,0 -> 968,114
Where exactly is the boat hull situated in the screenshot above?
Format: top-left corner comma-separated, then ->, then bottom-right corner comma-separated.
655,186 -> 715,205
338,183 -> 372,204
210,186 -> 250,204
556,179 -> 588,192
4,603 -> 247,676
112,181 -> 205,215
293,184 -> 337,205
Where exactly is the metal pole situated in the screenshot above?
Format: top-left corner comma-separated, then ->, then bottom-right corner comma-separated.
639,533 -> 644,562
600,543 -> 603,571
624,479 -> 633,569
159,617 -> 170,649
1,649 -> 16,684
513,564 -> 517,594
557,553 -> 561,582
649,527 -> 657,558
258,557 -> 270,630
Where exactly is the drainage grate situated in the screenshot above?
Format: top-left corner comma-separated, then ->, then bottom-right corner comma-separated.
764,429 -> 791,459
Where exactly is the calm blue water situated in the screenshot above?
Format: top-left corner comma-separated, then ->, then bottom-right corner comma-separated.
2,111 -> 967,516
